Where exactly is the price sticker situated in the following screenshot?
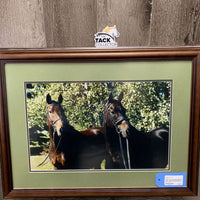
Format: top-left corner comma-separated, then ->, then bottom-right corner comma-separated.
155,172 -> 187,187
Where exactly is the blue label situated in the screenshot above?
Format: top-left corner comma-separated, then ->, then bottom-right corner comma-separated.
155,172 -> 187,187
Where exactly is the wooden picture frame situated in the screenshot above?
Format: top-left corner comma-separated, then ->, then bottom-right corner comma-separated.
0,48 -> 199,198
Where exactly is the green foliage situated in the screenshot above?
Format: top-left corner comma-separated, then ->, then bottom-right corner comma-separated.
26,81 -> 171,154
119,81 -> 171,131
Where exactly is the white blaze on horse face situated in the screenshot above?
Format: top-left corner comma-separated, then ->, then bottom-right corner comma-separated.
54,120 -> 63,136
118,120 -> 129,138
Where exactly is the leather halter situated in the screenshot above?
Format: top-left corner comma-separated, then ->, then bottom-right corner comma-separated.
106,103 -> 131,169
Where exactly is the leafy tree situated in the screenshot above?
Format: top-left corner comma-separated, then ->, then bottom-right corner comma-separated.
26,81 -> 171,155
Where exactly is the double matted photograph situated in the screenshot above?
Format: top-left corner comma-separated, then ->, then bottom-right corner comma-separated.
0,48 -> 199,197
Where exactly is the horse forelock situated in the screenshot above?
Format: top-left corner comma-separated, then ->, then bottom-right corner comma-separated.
47,101 -> 66,115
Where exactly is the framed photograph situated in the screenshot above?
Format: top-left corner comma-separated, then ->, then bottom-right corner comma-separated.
0,48 -> 199,197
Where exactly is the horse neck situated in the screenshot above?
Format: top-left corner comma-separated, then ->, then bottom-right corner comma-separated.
103,116 -> 140,142
103,122 -> 120,148
129,123 -> 140,134
47,115 -> 75,140
60,112 -> 79,134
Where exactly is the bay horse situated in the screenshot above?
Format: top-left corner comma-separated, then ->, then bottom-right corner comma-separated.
104,92 -> 169,169
46,94 -> 109,169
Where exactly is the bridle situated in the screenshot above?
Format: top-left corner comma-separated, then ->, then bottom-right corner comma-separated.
46,104 -> 62,127
106,103 -> 131,169
46,104 -> 63,149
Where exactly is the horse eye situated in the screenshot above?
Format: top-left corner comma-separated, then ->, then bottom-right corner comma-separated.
49,110 -> 52,114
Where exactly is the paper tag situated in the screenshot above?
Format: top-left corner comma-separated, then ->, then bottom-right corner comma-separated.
155,172 -> 187,187
164,175 -> 184,185
94,25 -> 120,48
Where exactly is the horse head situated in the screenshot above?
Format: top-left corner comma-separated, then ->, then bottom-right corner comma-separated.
46,93 -> 65,137
104,92 -> 129,138
102,25 -> 120,38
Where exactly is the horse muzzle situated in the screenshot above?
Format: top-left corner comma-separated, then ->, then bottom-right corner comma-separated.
117,120 -> 129,138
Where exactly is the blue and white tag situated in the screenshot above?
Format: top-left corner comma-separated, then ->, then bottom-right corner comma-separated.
155,172 -> 187,187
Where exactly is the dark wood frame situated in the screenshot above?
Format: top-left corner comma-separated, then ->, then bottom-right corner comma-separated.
0,47 -> 199,198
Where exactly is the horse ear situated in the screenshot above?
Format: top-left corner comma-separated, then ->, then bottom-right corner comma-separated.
108,93 -> 114,102
46,94 -> 52,104
58,94 -> 63,104
118,92 -> 124,102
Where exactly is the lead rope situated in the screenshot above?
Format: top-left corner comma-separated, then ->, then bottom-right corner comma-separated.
117,131 -> 127,169
32,129 -> 62,169
126,138 -> 131,169
32,152 -> 50,169
32,128 -> 56,170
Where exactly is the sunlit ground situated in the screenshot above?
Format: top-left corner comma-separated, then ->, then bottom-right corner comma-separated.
30,154 -> 54,171
30,154 -> 106,170
30,154 -> 168,170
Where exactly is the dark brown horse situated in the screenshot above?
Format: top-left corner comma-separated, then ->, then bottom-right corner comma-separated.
104,92 -> 169,169
46,94 -> 109,169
